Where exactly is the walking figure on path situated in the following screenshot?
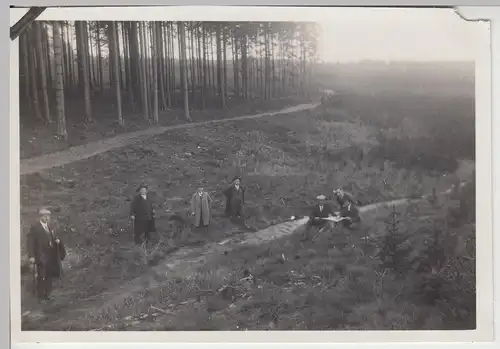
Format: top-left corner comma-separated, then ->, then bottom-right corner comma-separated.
130,184 -> 156,246
26,208 -> 67,303
223,176 -> 246,223
191,184 -> 213,233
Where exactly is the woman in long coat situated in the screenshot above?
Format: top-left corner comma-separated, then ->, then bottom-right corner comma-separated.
191,186 -> 213,231
223,176 -> 245,219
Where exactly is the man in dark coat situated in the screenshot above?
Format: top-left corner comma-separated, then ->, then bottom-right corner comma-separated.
26,208 -> 67,302
338,202 -> 362,228
302,195 -> 334,240
333,188 -> 362,209
130,184 -> 156,245
223,176 -> 246,220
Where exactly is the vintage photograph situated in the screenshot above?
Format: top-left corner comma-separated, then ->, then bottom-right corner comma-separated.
12,6 -> 484,336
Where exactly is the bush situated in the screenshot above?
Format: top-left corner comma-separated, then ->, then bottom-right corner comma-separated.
370,133 -> 459,174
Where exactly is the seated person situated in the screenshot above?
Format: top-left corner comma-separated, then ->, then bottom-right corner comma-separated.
338,202 -> 361,228
302,195 -> 334,239
333,188 -> 363,209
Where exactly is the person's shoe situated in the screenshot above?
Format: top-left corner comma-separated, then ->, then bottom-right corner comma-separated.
39,296 -> 51,304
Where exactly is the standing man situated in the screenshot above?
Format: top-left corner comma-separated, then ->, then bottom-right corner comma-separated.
26,208 -> 67,303
191,185 -> 213,233
302,195 -> 334,240
130,184 -> 155,246
223,176 -> 246,221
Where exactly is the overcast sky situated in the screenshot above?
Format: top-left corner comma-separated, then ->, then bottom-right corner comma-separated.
317,8 -> 477,62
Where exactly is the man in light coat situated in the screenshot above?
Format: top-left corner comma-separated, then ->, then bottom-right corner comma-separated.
191,186 -> 213,232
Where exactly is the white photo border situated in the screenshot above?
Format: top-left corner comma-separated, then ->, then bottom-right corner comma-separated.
6,3 -> 497,349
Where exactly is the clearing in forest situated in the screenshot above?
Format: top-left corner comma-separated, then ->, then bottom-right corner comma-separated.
20,81 -> 475,330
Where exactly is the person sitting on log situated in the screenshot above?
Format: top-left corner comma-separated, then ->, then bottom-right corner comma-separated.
301,195 -> 334,240
337,202 -> 362,229
333,188 -> 363,209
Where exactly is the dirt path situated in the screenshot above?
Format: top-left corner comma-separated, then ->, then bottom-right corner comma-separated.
20,103 -> 319,176
26,181 -> 467,329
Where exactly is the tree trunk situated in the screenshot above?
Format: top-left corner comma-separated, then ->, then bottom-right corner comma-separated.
177,22 -> 191,122
151,22 -> 159,123
76,21 -> 92,122
139,22 -> 149,120
222,28 -> 228,102
163,23 -> 172,108
34,21 -> 52,123
241,34 -> 248,100
27,30 -> 42,121
201,25 -> 207,109
210,34 -> 216,98
215,24 -> 225,107
109,21 -> 124,126
61,23 -> 70,90
75,21 -> 84,92
128,22 -> 140,107
88,22 -> 96,88
67,23 -> 75,90
123,22 -> 135,111
156,23 -> 168,110
42,23 -> 53,94
82,22 -> 93,91
169,23 -> 176,98
189,25 -> 196,104
233,35 -> 240,99
52,22 -> 67,140
96,22 -> 104,92
147,23 -> 153,114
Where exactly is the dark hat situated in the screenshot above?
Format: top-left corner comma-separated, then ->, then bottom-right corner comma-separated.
232,176 -> 242,182
136,184 -> 148,192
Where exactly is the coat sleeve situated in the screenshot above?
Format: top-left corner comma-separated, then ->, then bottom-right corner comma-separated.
26,226 -> 37,259
57,239 -> 67,260
150,199 -> 155,217
207,193 -> 213,207
190,194 -> 196,213
241,187 -> 246,203
309,206 -> 317,219
130,196 -> 137,216
223,186 -> 231,198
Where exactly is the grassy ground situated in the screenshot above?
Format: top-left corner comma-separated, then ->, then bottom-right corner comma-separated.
74,185 -> 474,331
20,64 -> 475,331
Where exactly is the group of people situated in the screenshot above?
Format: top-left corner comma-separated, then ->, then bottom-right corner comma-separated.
26,176 -> 247,303
130,176 -> 246,246
25,175 -> 360,303
303,188 -> 363,239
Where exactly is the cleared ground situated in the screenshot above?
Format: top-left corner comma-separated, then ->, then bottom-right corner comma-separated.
20,63 -> 476,331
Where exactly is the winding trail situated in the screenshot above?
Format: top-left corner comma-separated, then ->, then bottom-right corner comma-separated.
20,103 -> 319,176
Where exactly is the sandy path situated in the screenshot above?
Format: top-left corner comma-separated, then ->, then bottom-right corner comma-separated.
20,103 -> 319,176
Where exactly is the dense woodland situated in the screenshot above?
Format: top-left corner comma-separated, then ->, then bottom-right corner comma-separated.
19,21 -> 319,139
